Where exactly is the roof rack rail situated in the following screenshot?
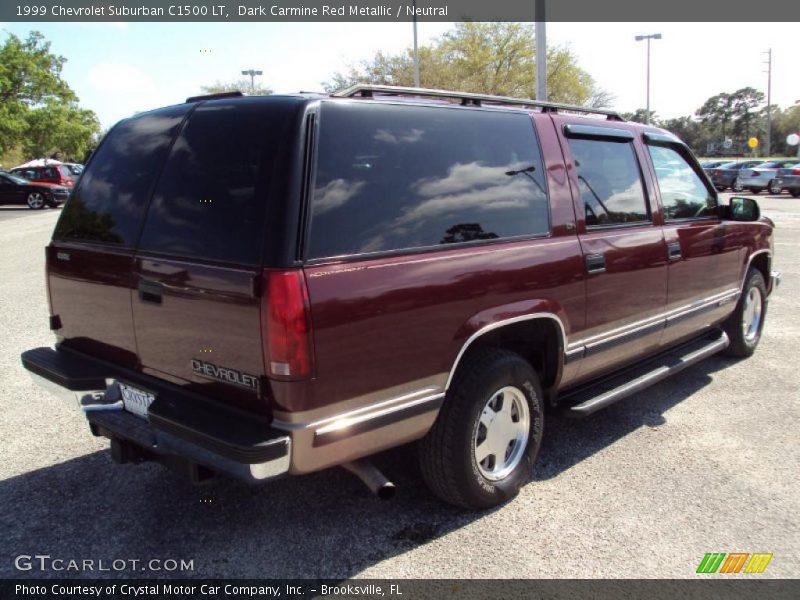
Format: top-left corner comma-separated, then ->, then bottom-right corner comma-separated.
333,84 -> 624,121
185,91 -> 244,103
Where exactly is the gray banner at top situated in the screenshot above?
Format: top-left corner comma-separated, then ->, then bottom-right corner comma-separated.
3,0 -> 800,22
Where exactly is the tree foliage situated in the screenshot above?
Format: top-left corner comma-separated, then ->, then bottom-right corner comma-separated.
323,23 -> 612,107
201,78 -> 273,95
0,31 -> 99,161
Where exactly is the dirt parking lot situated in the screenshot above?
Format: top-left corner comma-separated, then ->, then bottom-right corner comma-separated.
0,195 -> 798,579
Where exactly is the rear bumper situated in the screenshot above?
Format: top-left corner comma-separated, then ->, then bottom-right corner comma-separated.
21,346 -> 290,484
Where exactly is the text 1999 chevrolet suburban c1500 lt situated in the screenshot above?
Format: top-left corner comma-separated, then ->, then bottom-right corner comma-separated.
21,85 -> 780,508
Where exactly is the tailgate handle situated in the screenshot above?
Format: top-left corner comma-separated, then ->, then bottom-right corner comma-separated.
138,280 -> 163,304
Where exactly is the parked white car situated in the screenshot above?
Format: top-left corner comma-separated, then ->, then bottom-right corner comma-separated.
735,159 -> 800,194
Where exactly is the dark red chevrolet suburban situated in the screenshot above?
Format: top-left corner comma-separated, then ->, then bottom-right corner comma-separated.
21,85 -> 780,509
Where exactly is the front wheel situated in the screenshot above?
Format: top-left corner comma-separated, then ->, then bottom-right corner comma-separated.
418,348 -> 544,509
732,178 -> 744,193
724,268 -> 767,358
26,192 -> 46,209
791,190 -> 800,198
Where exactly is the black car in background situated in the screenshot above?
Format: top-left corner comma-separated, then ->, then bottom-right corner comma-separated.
707,160 -> 765,191
0,171 -> 70,209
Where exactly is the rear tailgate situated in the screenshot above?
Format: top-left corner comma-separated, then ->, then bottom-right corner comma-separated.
129,98 -> 303,414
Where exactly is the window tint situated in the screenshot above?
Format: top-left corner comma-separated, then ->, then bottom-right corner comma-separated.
647,145 -> 717,220
567,138 -> 649,226
54,105 -> 189,246
138,101 -> 289,264
307,103 -> 549,258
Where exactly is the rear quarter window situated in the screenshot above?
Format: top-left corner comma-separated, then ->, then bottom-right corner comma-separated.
307,102 -> 550,259
137,100 -> 292,264
54,105 -> 189,246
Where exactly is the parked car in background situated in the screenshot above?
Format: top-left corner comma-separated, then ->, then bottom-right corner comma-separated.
708,160 -> 764,191
62,163 -> 84,176
11,164 -> 76,189
773,166 -> 800,197
700,160 -> 730,170
736,159 -> 800,194
0,171 -> 70,209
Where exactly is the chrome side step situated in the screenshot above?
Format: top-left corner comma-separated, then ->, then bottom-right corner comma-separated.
562,331 -> 730,418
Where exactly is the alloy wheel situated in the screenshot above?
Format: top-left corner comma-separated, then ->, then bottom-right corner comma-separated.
473,386 -> 530,481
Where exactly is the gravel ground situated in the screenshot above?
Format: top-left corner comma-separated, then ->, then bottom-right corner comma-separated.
0,197 -> 797,579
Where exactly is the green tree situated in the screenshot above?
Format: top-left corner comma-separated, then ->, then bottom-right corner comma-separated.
201,78 -> 272,95
773,103 -> 800,156
323,23 -> 610,107
696,92 -> 735,140
0,31 -> 100,161
729,87 -> 765,140
23,101 -> 100,159
621,108 -> 660,125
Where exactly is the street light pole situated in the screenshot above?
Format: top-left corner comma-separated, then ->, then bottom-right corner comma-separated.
535,0 -> 547,101
764,48 -> 772,156
635,33 -> 662,125
241,69 -> 263,94
412,0 -> 420,87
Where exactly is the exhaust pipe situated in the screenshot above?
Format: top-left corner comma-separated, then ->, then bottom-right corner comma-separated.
342,459 -> 396,500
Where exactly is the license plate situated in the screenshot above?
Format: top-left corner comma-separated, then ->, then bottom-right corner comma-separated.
119,382 -> 155,418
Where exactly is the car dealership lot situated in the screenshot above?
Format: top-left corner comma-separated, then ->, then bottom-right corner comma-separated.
0,195 -> 798,579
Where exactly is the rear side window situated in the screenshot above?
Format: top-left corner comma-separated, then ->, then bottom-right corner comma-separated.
54,106 -> 189,246
647,144 -> 716,220
307,103 -> 549,258
137,101 -> 289,264
567,138 -> 649,226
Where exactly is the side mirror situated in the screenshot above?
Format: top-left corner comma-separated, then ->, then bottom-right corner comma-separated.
725,196 -> 761,222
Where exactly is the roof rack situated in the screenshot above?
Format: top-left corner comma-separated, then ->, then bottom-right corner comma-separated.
333,84 -> 624,121
185,91 -> 244,103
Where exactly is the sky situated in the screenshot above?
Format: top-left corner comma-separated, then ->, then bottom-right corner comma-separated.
0,21 -> 797,130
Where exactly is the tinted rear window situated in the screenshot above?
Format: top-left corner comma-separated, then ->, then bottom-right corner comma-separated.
54,106 -> 189,246
307,102 -> 549,258
137,100 -> 291,264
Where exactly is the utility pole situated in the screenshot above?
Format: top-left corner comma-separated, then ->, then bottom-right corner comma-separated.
412,0 -> 420,87
241,69 -> 263,94
635,34 -> 662,125
764,49 -> 772,156
535,0 -> 547,101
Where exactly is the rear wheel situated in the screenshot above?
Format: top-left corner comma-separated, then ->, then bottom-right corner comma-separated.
724,268 -> 767,358
26,192 -> 45,210
791,190 -> 800,198
768,180 -> 783,195
418,348 -> 544,509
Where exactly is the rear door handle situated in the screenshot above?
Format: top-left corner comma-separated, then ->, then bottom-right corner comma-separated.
585,253 -> 606,274
667,242 -> 682,261
138,279 -> 163,304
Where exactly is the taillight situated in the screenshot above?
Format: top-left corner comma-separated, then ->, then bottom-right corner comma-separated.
261,269 -> 314,380
712,170 -> 721,177
751,170 -> 760,176
792,168 -> 800,176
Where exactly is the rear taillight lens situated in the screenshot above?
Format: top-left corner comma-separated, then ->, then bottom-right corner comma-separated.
261,269 -> 314,380
792,168 -> 800,176
712,170 -> 721,177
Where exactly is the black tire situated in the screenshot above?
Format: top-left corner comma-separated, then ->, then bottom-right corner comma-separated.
790,190 -> 800,198
748,187 -> 763,194
715,186 -> 726,192
418,347 -> 544,509
768,180 -> 783,195
723,268 -> 767,358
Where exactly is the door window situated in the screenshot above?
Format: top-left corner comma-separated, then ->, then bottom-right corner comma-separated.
566,138 -> 649,226
647,145 -> 717,220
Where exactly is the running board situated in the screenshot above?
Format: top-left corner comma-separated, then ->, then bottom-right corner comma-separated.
562,331 -> 730,418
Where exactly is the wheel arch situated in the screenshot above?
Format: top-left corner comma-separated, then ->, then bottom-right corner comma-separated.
446,311 -> 567,394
